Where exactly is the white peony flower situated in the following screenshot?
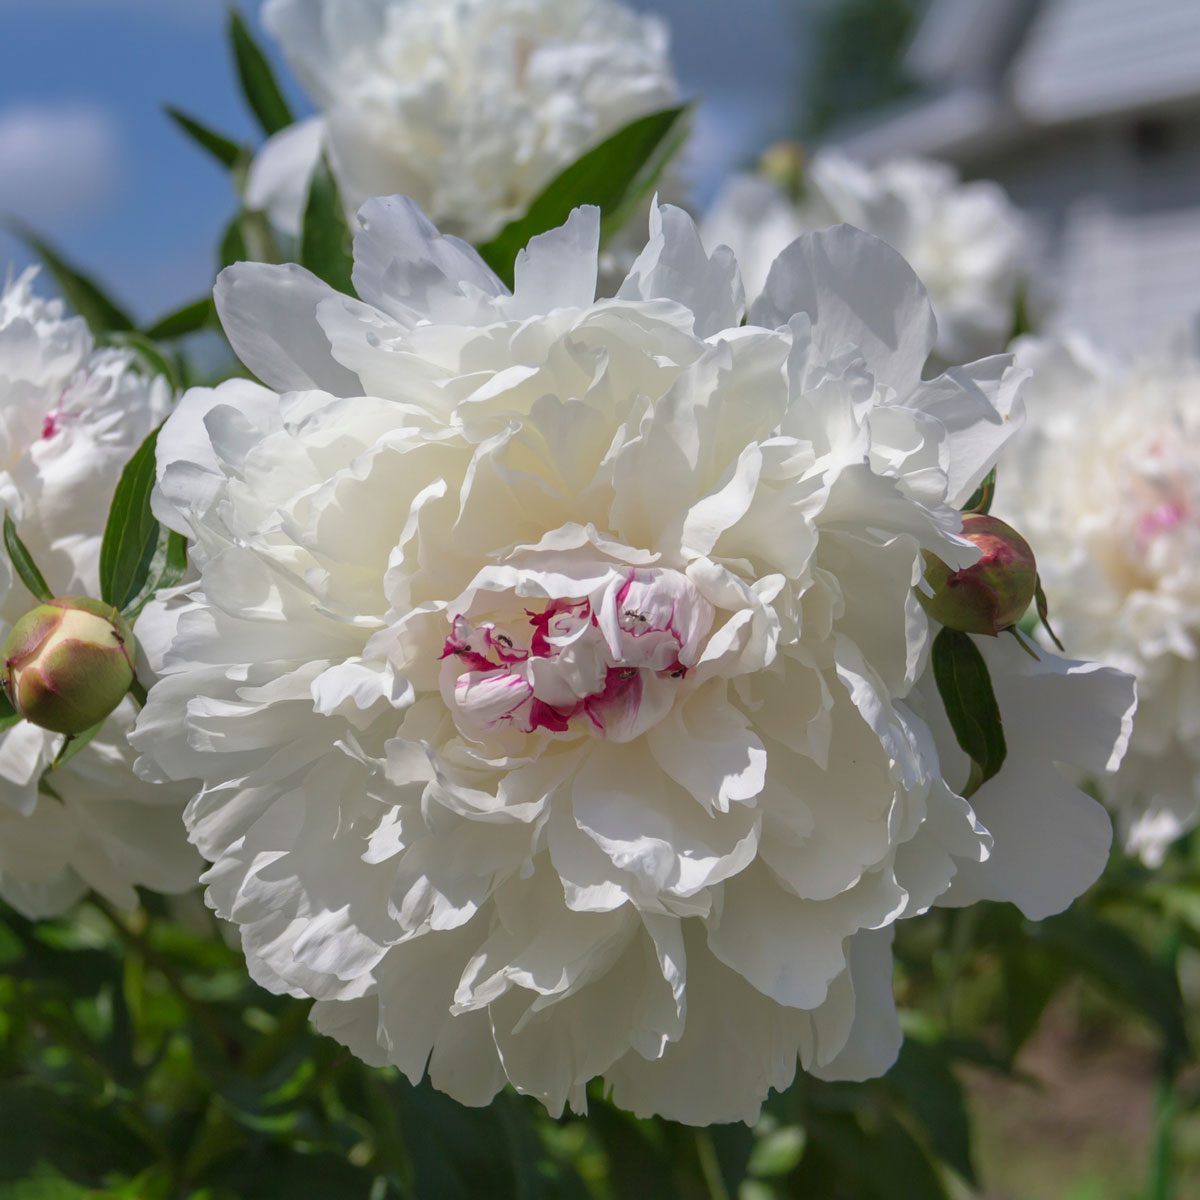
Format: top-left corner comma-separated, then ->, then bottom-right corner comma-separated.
0,269 -> 201,918
134,198 -> 1132,1123
702,152 -> 1031,365
995,329 -> 1200,865
246,0 -> 679,245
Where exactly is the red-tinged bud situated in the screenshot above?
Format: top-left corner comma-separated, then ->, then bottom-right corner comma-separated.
2,597 -> 136,735
918,514 -> 1038,636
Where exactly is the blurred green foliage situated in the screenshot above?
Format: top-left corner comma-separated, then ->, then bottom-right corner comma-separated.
2,838 -> 1197,1199
801,0 -> 928,141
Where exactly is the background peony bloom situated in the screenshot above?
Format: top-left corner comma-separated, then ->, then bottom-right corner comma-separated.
995,330 -> 1200,866
0,270 -> 201,918
134,198 -> 1131,1124
702,152 -> 1031,365
247,0 -> 679,245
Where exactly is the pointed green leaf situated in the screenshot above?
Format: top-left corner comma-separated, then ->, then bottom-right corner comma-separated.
963,467 -> 996,515
601,105 -> 693,242
143,297 -> 216,341
300,158 -> 355,294
219,213 -> 249,270
10,225 -> 133,335
884,1038 -> 976,1185
50,720 -> 105,771
1034,575 -> 1065,651
165,106 -> 249,170
228,8 -> 294,136
1010,286 -> 1033,340
121,528 -> 188,625
476,105 -> 691,288
0,685 -> 19,733
4,512 -> 53,603
103,331 -> 181,391
931,626 -> 1007,797
219,210 -> 281,269
99,428 -> 166,613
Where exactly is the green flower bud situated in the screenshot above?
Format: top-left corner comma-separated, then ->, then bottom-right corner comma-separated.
2,597 -> 136,735
918,514 -> 1038,636
759,141 -> 806,201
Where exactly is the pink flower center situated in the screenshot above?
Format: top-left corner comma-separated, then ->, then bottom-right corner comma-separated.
439,568 -> 714,743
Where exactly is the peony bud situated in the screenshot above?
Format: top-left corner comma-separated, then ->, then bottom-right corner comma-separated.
759,141 -> 806,201
918,514 -> 1038,636
2,597 -> 136,735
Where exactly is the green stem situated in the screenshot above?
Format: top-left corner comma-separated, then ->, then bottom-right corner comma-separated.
694,1129 -> 730,1200
91,894 -> 235,1064
128,675 -> 148,707
1147,923 -> 1183,1200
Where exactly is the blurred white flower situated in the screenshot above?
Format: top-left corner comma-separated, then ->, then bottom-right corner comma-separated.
0,269 -> 201,918
996,330 -> 1200,865
247,0 -> 679,244
134,198 -> 1130,1123
703,152 -> 1031,365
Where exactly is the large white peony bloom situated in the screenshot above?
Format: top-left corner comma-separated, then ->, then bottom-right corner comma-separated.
702,152 -> 1031,365
995,330 -> 1200,865
246,0 -> 679,244
0,270 -> 201,918
134,199 -> 1132,1123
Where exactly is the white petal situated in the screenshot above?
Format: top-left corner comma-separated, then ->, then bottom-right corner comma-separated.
506,207 -> 600,319
619,203 -> 745,339
645,681 -> 766,814
244,116 -> 326,238
931,640 -> 1135,920
351,196 -> 507,327
750,224 -> 936,391
914,355 -> 1028,506
811,927 -> 902,1082
215,262 -> 362,395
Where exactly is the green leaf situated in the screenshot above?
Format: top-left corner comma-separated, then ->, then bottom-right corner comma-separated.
963,467 -> 996,515
477,105 -> 691,288
300,158 -> 354,294
10,226 -> 133,335
0,1083 -> 153,1186
121,528 -> 187,626
99,428 -> 168,614
228,8 -> 294,137
931,627 -> 1007,797
1034,575 -> 1065,652
601,105 -> 693,241
1032,909 -> 1190,1062
103,331 -> 180,391
49,721 -> 104,772
219,209 -> 282,269
885,1038 -> 976,1185
164,106 -> 248,170
142,296 -> 216,341
0,1173 -> 92,1199
1010,286 -> 1033,340
747,1126 -> 806,1178
796,1110 -> 950,1200
4,513 -> 53,603
219,213 -> 249,269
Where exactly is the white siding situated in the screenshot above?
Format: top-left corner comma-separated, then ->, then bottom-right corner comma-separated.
1013,0 -> 1200,122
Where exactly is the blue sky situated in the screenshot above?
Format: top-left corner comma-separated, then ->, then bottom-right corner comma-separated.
0,0 -> 810,324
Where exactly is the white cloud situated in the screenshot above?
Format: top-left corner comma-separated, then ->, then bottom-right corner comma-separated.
0,104 -> 124,226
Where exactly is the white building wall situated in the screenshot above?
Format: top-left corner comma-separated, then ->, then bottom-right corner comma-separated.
978,119 -> 1200,353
